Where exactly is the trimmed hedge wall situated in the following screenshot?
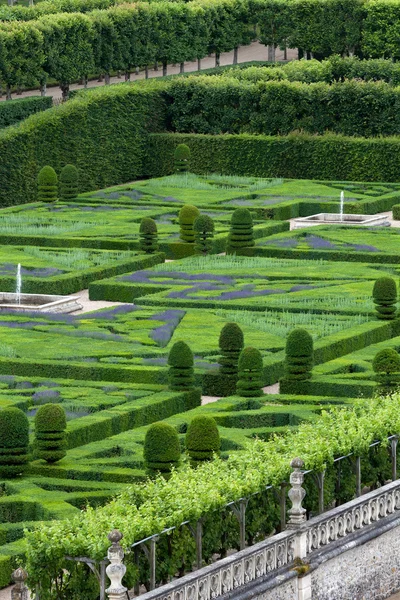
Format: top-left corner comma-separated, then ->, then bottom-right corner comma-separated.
146,132 -> 400,183
0,96 -> 52,130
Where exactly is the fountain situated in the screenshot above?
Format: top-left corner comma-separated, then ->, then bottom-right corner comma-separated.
0,264 -> 82,313
292,190 -> 390,229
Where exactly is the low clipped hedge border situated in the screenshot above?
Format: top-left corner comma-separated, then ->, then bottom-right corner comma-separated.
0,97 -> 52,130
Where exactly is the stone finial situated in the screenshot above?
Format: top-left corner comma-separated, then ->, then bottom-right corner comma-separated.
287,457 -> 307,529
106,530 -> 127,600
11,568 -> 28,600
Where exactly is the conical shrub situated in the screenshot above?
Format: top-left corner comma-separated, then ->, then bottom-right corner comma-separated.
34,404 -> 67,463
218,322 -> 244,377
168,341 -> 195,391
59,164 -> 79,200
236,347 -> 263,397
139,218 -> 159,254
194,214 -> 214,254
0,407 -> 29,478
144,422 -> 180,475
179,205 -> 200,243
373,277 -> 397,320
284,328 -> 314,381
186,415 -> 220,466
37,166 -> 58,202
226,208 -> 254,253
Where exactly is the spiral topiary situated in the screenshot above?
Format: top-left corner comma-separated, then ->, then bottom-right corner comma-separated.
218,322 -> 244,377
284,328 -> 314,381
194,214 -> 214,255
226,208 -> 254,253
174,144 -> 191,173
373,277 -> 397,320
59,164 -> 79,200
34,404 -> 67,463
168,341 -> 195,391
185,415 -> 220,466
37,166 -> 58,203
0,407 -> 29,478
373,348 -> 400,390
236,347 -> 264,397
144,422 -> 180,475
139,217 -> 159,254
179,205 -> 200,243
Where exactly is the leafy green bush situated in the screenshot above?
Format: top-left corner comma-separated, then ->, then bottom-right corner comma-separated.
236,346 -> 263,397
284,328 -> 314,382
185,415 -> 220,466
37,166 -> 58,203
226,208 -> 254,254
0,408 -> 29,478
59,164 -> 79,200
143,422 -> 180,475
218,321 -> 244,379
194,214 -> 214,255
179,205 -> 200,243
373,277 -> 397,320
139,218 -> 159,254
174,144 -> 190,173
34,404 -> 67,464
373,348 -> 400,390
168,341 -> 195,391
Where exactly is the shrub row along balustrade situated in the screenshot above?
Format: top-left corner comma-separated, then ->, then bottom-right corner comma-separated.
48,434 -> 399,600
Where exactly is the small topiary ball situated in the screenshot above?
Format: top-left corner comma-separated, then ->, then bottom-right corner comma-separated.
143,422 -> 181,474
37,165 -> 58,203
38,165 -> 57,187
238,346 -> 263,372
168,341 -> 194,368
373,277 -> 397,303
231,208 -> 253,227
59,164 -> 79,200
219,322 -> 244,352
0,407 -> 29,450
35,404 -> 67,433
285,328 -> 314,358
174,144 -> 191,161
179,205 -> 200,225
186,415 -> 220,465
373,348 -> 400,374
193,214 -> 214,234
140,217 -> 158,234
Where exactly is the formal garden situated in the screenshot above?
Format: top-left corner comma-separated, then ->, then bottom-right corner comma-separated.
2,0 -> 400,597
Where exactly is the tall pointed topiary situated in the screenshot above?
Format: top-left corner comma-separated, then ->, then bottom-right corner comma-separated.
144,422 -> 180,476
284,328 -> 314,381
37,166 -> 58,203
373,277 -> 397,320
174,144 -> 190,173
34,404 -> 67,463
236,347 -> 264,397
179,205 -> 200,243
194,214 -> 214,255
168,340 -> 195,391
59,164 -> 79,200
0,407 -> 29,478
185,415 -> 220,467
226,208 -> 254,253
218,322 -> 244,377
373,348 -> 400,390
139,218 -> 159,254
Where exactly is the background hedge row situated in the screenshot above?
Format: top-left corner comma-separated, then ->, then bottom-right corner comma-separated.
0,96 -> 52,129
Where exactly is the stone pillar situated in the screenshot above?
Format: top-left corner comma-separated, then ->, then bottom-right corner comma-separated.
106,530 -> 127,600
11,568 -> 28,600
287,457 -> 307,560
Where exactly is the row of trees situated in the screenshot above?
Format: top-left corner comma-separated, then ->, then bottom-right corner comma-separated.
0,0 -> 399,99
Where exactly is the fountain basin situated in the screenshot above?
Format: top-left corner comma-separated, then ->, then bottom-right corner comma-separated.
0,293 -> 82,313
292,213 -> 390,229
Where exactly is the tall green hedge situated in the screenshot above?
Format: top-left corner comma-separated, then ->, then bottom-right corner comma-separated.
0,96 -> 52,130
0,408 -> 29,478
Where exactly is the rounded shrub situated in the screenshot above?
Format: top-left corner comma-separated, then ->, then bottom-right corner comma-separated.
59,164 -> 79,200
143,422 -> 180,475
139,217 -> 159,254
0,407 -> 29,478
168,341 -> 195,391
284,328 -> 314,381
37,166 -> 58,202
34,404 -> 67,463
194,214 -> 214,255
236,346 -> 263,397
373,348 -> 400,391
185,415 -> 220,466
373,277 -> 397,320
179,204 -> 200,243
174,144 -> 191,173
226,208 -> 254,253
218,322 -> 244,376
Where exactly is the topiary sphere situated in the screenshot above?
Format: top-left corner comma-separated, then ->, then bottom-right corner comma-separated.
35,404 -> 67,433
285,328 -> 314,357
168,341 -> 194,368
238,347 -> 263,371
179,205 -> 200,225
38,165 -> 57,186
0,407 -> 29,449
140,217 -> 158,234
219,322 -> 244,352
231,208 -> 253,226
143,422 -> 180,472
373,277 -> 397,302
373,348 -> 400,374
186,415 -> 220,463
174,144 -> 191,161
193,214 -> 214,233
